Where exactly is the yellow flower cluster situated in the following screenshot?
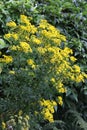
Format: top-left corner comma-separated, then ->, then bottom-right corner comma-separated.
32,36 -> 41,45
3,15 -> 87,88
6,21 -> 17,27
4,33 -> 18,40
57,81 -> 66,93
12,33 -> 18,40
50,78 -> 66,93
19,42 -> 32,53
27,59 -> 36,69
10,45 -> 20,51
19,15 -> 37,34
57,96 -> 63,106
75,74 -> 84,82
4,33 -> 11,39
73,65 -> 80,73
70,56 -> 77,62
37,47 -> 47,54
20,25 -> 35,33
0,55 -> 13,63
10,42 -> 32,53
40,99 -> 57,122
38,19 -> 66,45
20,14 -> 30,25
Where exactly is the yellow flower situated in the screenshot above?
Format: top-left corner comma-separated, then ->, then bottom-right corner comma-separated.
10,45 -> 20,51
58,81 -> 63,88
52,38 -> 61,45
60,35 -> 66,41
52,101 -> 57,106
11,33 -> 18,40
58,88 -> 66,93
19,25 -> 28,31
63,47 -> 73,55
20,42 -> 32,53
41,108 -> 54,122
37,47 -> 46,54
0,55 -> 13,63
3,55 -> 13,63
76,74 -> 84,82
4,33 -> 12,39
73,65 -> 80,73
20,15 -> 29,25
32,37 -> 41,45
27,59 -> 34,65
10,45 -> 17,50
50,78 -> 55,83
30,25 -> 37,34
82,72 -> 87,78
40,99 -> 57,122
70,56 -> 77,62
39,19 -> 48,29
57,96 -> 63,106
6,21 -> 17,27
70,75 -> 75,81
27,59 -> 36,69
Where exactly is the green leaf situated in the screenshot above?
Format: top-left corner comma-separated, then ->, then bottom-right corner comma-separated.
66,88 -> 72,96
0,38 -> 8,49
72,91 -> 78,102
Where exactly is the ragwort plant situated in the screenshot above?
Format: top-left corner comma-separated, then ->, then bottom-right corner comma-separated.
0,15 -> 87,129
35,0 -> 87,126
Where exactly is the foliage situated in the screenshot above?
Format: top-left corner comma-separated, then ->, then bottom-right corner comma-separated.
65,110 -> 87,130
0,0 -> 41,35
0,0 -> 87,129
34,0 -> 87,129
35,0 -> 87,72
36,0 -> 87,37
35,0 -> 87,73
0,14 -> 86,129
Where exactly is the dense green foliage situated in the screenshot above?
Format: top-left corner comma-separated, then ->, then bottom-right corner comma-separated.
0,0 -> 87,129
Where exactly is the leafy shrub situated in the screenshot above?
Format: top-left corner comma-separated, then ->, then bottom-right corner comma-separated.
65,110 -> 87,130
0,0 -> 87,129
35,0 -> 87,124
0,15 -> 87,129
35,0 -> 87,72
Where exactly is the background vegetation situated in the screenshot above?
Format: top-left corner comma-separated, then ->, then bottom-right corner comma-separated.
0,0 -> 87,130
